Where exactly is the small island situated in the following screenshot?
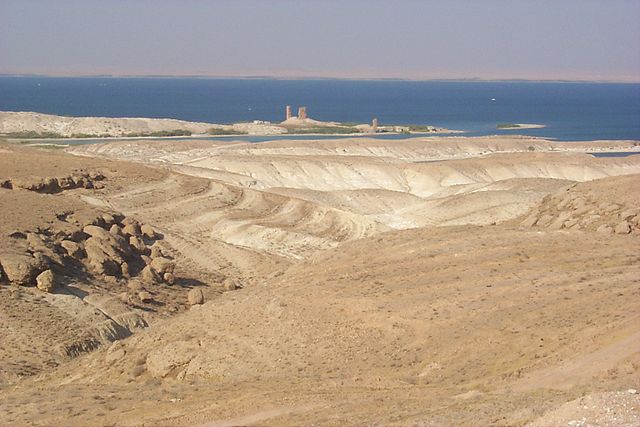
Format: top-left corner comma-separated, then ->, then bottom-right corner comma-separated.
497,123 -> 546,130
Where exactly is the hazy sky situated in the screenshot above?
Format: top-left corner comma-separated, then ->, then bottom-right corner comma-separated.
1,0 -> 639,81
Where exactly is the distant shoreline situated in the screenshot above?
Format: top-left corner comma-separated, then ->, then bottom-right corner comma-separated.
2,74 -> 639,84
0,111 -> 460,140
497,123 -> 546,130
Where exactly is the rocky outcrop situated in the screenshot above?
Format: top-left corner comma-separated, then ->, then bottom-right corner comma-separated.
7,171 -> 105,194
520,182 -> 639,235
0,211 -> 177,291
145,341 -> 198,378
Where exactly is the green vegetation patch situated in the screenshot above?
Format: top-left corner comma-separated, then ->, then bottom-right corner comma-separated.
1,131 -> 66,139
123,129 -> 193,137
207,128 -> 249,136
496,123 -> 521,129
287,126 -> 361,135
27,144 -> 69,150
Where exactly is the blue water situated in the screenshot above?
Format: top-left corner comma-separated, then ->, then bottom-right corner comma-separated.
589,152 -> 639,157
1,77 -> 639,141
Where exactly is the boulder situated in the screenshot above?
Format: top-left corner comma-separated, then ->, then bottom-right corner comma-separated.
60,240 -> 84,259
58,176 -> 74,190
596,224 -> 613,235
138,291 -> 153,303
141,224 -> 156,239
26,233 -> 50,252
84,231 -> 132,276
67,229 -> 87,243
129,236 -> 148,255
26,234 -> 63,265
109,224 -> 123,237
141,255 -> 152,265
614,221 -> 631,235
101,213 -> 115,227
44,177 -> 60,193
224,280 -> 238,291
83,216 -> 104,228
619,209 -> 638,220
187,288 -> 204,305
146,341 -> 197,378
150,245 -> 164,259
71,174 -> 86,187
150,257 -> 175,276
36,269 -> 56,292
89,171 -> 105,181
549,212 -> 572,230
120,261 -> 131,278
140,265 -> 160,284
0,251 -> 48,285
83,225 -> 111,239
122,223 -> 141,238
163,272 -> 175,285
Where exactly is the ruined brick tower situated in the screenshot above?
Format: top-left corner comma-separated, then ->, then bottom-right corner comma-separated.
285,105 -> 292,120
298,106 -> 307,120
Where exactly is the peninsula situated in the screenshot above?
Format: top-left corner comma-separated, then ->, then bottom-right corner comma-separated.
0,110 -> 455,139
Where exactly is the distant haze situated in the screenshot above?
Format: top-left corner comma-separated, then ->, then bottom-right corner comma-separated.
1,0 -> 639,82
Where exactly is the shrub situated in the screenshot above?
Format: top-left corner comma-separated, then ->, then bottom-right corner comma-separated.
286,126 -> 360,135
1,131 -> 65,139
207,128 -> 248,136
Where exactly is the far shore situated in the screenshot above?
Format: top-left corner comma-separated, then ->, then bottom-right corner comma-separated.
497,123 -> 546,130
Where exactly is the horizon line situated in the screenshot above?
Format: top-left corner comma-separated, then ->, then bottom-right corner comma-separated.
1,73 -> 639,84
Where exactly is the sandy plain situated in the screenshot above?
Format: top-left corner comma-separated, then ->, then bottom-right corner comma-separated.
0,134 -> 639,426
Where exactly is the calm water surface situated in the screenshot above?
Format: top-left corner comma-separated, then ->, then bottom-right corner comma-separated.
1,77 -> 639,141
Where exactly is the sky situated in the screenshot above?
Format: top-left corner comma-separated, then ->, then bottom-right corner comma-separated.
1,0 -> 639,82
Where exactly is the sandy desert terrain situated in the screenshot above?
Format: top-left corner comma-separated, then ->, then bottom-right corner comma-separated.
0,134 -> 639,426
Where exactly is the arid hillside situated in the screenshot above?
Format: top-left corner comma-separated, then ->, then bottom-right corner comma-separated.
0,111 -> 288,137
0,136 -> 639,426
